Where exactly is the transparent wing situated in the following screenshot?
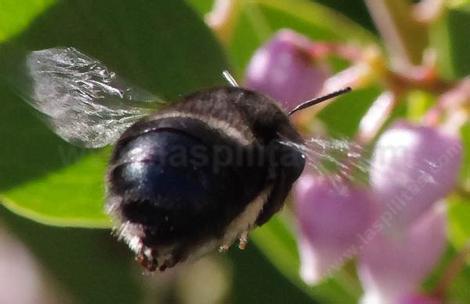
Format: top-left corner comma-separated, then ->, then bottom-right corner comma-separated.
13,47 -> 165,148
280,137 -> 370,185
302,137 -> 369,179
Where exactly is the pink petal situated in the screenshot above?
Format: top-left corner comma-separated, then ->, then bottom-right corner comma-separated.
358,203 -> 447,304
295,174 -> 378,284
370,120 -> 462,228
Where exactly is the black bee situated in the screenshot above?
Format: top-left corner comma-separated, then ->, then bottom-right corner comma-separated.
12,47 -> 349,271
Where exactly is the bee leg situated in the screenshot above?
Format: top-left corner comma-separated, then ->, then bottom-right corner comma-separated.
218,244 -> 230,253
238,231 -> 249,250
136,247 -> 158,272
159,248 -> 186,271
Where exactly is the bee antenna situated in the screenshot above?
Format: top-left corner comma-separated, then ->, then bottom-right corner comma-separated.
222,70 -> 239,87
288,87 -> 352,116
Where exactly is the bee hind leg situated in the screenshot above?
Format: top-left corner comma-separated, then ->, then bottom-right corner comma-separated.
238,231 -> 249,250
158,247 -> 187,271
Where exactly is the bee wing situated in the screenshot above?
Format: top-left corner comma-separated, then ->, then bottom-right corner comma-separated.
286,137 -> 369,180
12,47 -> 166,148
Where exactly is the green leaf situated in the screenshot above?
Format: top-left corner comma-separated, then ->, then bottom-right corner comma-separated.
185,0 -> 214,15
309,0 -> 376,33
0,0 -> 228,227
0,0 -> 55,42
2,152 -> 111,227
448,122 -> 470,252
431,3 -> 470,80
448,198 -> 470,250
460,122 -> 470,183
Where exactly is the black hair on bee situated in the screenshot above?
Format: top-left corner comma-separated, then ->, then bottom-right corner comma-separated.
10,47 -> 350,272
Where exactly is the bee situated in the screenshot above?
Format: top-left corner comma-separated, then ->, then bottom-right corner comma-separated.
12,47 -> 350,271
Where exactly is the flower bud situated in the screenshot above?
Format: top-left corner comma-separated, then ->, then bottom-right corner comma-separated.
358,203 -> 447,304
370,120 -> 462,228
245,29 -> 329,109
294,174 -> 377,284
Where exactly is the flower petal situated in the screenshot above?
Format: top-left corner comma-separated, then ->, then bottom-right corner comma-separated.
295,174 -> 377,284
359,203 -> 447,304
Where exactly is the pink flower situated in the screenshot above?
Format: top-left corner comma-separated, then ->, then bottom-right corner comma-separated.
294,174 -> 377,284
358,203 -> 447,304
245,29 -> 329,110
370,120 -> 462,228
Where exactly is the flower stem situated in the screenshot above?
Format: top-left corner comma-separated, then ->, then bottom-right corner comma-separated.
206,0 -> 242,45
433,243 -> 470,299
365,0 -> 428,71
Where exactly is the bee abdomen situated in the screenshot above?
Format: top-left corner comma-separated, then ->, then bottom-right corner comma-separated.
106,118 -> 269,248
